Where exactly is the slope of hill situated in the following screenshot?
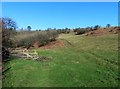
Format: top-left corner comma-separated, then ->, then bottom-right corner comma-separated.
3,33 -> 118,87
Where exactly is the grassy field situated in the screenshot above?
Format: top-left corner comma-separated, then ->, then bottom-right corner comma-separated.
3,33 -> 118,87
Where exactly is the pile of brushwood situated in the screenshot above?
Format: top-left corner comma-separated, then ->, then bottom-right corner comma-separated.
10,48 -> 51,61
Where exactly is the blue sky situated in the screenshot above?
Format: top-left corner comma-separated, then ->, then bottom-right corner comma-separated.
2,2 -> 118,30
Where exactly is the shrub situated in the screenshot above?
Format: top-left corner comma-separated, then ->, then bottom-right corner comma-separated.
48,30 -> 59,41
57,28 -> 70,34
11,30 -> 59,48
93,25 -> 101,30
75,29 -> 88,35
73,29 -> 78,32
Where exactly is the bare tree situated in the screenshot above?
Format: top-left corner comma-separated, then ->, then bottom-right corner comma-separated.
2,17 -> 17,30
1,17 -> 17,47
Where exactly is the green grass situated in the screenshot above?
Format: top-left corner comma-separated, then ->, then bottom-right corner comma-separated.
3,33 -> 119,87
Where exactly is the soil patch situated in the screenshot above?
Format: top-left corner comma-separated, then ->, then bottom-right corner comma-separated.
40,40 -> 64,49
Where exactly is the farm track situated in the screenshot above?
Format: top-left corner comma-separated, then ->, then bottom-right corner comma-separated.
60,35 -> 118,72
83,51 -> 118,71
59,37 -> 117,66
88,51 -> 118,65
60,38 -> 75,47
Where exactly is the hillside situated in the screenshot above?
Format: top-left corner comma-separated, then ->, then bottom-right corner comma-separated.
2,32 -> 118,87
